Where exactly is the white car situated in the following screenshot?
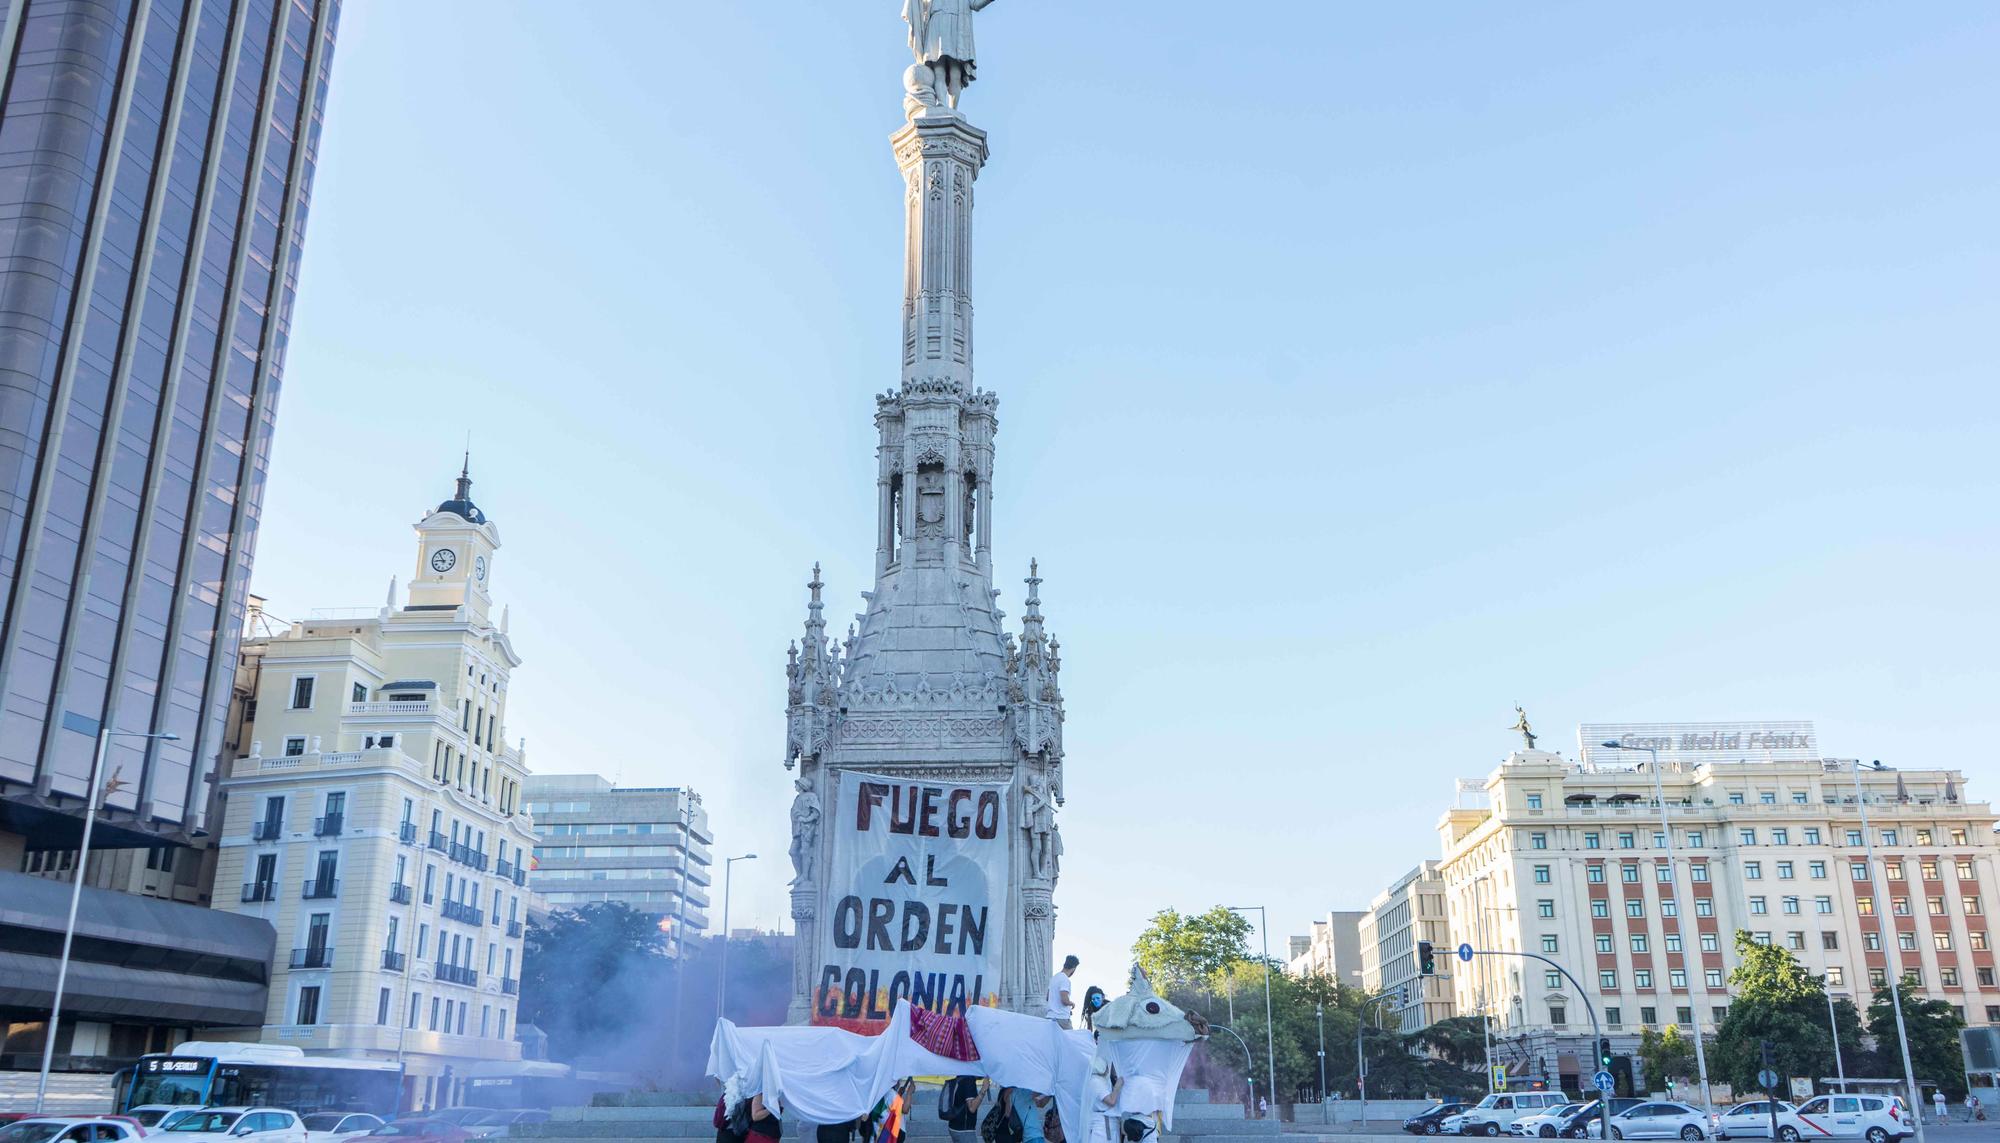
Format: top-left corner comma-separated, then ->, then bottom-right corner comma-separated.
301,1116 -> 383,1143
1591,1102 -> 1710,1141
0,1120 -> 146,1143
1792,1095 -> 1913,1143
1715,1101 -> 1801,1141
1456,1093 -> 1573,1136
1514,1105 -> 1590,1137
154,1109 -> 306,1143
128,1108 -> 197,1130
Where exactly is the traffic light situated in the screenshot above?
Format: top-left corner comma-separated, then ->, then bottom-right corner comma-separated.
1417,941 -> 1436,976
1598,1038 -> 1613,1070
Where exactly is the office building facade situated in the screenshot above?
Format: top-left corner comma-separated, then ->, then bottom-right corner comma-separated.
209,474 -> 539,1111
1436,721 -> 2000,1093
1358,861 -> 1455,1033
523,774 -> 711,957
1287,910 -> 1366,990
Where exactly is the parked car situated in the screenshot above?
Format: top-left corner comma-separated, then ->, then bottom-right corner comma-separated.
1714,1101 -> 1802,1141
126,1110 -> 192,1129
459,1113 -> 546,1140
1587,1102 -> 1710,1141
0,1119 -> 146,1143
1792,1095 -> 1913,1143
411,1114 -> 489,1130
1452,1093 -> 1572,1136
155,1109 -> 305,1143
301,1115 -> 383,1143
360,1120 -> 469,1143
1559,1102 -> 1642,1139
1406,1105 -> 1473,1136
1513,1105 -> 1589,1137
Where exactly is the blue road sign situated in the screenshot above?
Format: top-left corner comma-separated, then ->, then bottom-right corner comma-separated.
1594,1071 -> 1616,1093
1458,943 -> 1475,963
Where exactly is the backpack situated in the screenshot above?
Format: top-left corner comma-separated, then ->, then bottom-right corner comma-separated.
940,1079 -> 965,1122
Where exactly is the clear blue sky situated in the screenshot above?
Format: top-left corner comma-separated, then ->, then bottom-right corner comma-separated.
257,2 -> 2000,992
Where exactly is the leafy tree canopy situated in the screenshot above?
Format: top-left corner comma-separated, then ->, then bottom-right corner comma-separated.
1867,981 -> 1967,1098
1133,906 -> 1253,992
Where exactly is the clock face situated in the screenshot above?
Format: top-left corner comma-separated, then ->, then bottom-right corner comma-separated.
474,556 -> 487,582
430,548 -> 457,573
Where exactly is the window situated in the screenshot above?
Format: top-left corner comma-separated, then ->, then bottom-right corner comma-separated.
284,737 -> 307,757
1957,860 -> 1975,880
409,993 -> 422,1029
1662,899 -> 1678,918
1656,864 -> 1674,883
1930,896 -> 1948,916
1793,792 -> 1809,804
1705,969 -> 1725,987
1886,861 -> 1906,882
1917,829 -> 1934,845
1585,832 -> 1601,849
1973,931 -> 1990,951
1635,969 -> 1654,988
1695,899 -> 1714,917
1538,900 -> 1556,918
297,986 -> 322,1025
1600,970 -> 1618,989
353,682 -> 368,703
1787,931 -> 1806,950
1810,861 -> 1827,879
1777,861 -> 1795,879
1670,969 -> 1688,988
1893,897 -> 1911,916
1953,829 -> 1969,845
1740,828 -> 1758,845
1619,832 -> 1636,849
1700,933 -> 1719,952
1907,969 -> 1926,987
1971,896 -> 1986,915
1869,968 -> 1888,988
1691,863 -> 1710,882
1750,896 -> 1768,915
1783,896 -> 1801,914
1980,967 -> 1997,988
1729,793 -> 1746,806
1653,832 -> 1667,848
1550,1004 -> 1567,1027
1546,970 -> 1563,990
431,996 -> 441,1031
1804,828 -> 1822,844
1864,932 -> 1881,951
1823,931 -> 1839,950
1531,833 -> 1548,850
1922,860 -> 1941,881
1665,934 -> 1682,952
1882,830 -> 1899,846
1852,861 -> 1873,881
1816,895 -> 1834,914
1746,862 -> 1763,880
1591,900 -> 1609,918
1827,967 -> 1845,986
1627,900 -> 1645,918
424,864 -> 436,903
1606,1006 -> 1623,1027
1773,829 -> 1790,845
482,1004 -> 492,1037
1527,794 -> 1543,810
1542,935 -> 1559,953
1846,830 -> 1864,846
1677,1006 -> 1695,1024
418,923 -> 430,959
1533,865 -> 1551,884
378,988 -> 392,1025
1641,1006 -> 1658,1026
1622,864 -> 1640,883
1631,934 -> 1649,953
1687,830 -> 1706,849
1588,864 -> 1606,884
1597,935 -> 1615,954
1936,933 -> 1955,951
291,677 -> 316,710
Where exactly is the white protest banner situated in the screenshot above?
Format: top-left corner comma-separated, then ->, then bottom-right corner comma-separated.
812,770 -> 1009,1030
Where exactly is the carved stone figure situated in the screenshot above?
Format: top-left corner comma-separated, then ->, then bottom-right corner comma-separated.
1510,704 -> 1538,750
902,0 -> 1000,112
788,775 -> 822,885
1022,769 -> 1057,879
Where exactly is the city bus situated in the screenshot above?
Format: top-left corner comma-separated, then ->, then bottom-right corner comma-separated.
124,1042 -> 404,1117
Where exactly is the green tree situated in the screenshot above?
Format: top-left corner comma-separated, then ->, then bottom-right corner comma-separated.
1638,1025 -> 1696,1091
519,902 -> 670,1061
1710,933 -> 1855,1092
1132,906 -> 1253,993
1867,981 -> 1967,1097
1417,1015 -> 1490,1068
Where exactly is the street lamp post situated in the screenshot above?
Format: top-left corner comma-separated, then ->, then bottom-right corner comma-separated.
1603,740 -> 1716,1127
1826,990 -> 1846,1084
1316,1002 -> 1327,1106
1850,761 -> 1926,1143
716,853 -> 757,1022
35,714 -> 178,1113
1231,905 -> 1279,1117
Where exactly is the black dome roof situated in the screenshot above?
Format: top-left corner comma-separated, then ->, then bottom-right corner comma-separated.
437,460 -> 488,524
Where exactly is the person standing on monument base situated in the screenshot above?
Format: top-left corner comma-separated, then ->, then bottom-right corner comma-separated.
1047,955 -> 1079,1027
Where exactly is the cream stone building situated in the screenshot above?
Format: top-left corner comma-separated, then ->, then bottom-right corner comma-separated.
1437,721 -> 2000,1094
209,470 -> 540,1111
1358,862 -> 1456,1033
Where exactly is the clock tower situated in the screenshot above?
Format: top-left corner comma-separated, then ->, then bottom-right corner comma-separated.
410,460 -> 499,621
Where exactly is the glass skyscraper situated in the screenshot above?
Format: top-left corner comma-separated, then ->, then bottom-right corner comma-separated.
0,0 -> 339,843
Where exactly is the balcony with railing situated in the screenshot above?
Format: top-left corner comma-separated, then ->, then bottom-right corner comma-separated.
440,900 -> 484,926
241,881 -> 276,903
314,813 -> 344,837
382,950 -> 406,971
500,977 -> 518,996
506,919 -> 523,938
434,962 -> 478,986
429,831 -> 449,852
290,946 -> 335,969
511,867 -> 525,887
303,878 -> 340,900
252,820 -> 283,841
389,883 -> 412,905
399,822 -> 418,844
496,859 -> 515,880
